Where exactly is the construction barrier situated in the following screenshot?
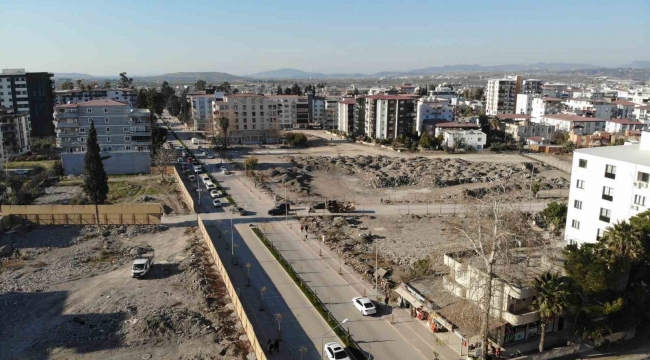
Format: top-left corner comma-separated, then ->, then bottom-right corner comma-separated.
197,217 -> 267,360
173,165 -> 197,212
1,204 -> 161,225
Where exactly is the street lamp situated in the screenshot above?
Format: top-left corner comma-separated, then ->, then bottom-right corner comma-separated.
320,318 -> 349,360
246,262 -> 252,287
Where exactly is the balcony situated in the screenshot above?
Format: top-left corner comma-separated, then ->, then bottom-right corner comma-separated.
53,119 -> 79,127
502,308 -> 540,326
54,112 -> 78,119
600,215 -> 611,223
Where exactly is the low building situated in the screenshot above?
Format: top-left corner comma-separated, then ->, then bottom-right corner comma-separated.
634,105 -> 650,123
569,131 -> 610,148
563,98 -> 613,120
441,129 -> 487,150
505,121 -> 555,142
415,96 -> 455,135
495,114 -> 531,123
337,98 -> 356,135
611,99 -> 637,119
605,119 -> 644,134
397,83 -> 416,94
53,99 -> 151,175
0,107 -> 31,169
433,122 -> 481,137
535,114 -> 607,134
526,136 -> 549,145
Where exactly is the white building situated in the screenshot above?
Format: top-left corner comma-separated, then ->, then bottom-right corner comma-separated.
429,86 -> 457,100
337,98 -> 356,134
310,96 -> 326,126
634,105 -> 650,123
563,98 -> 613,120
54,88 -> 137,108
605,119 -> 644,134
441,129 -> 487,150
504,121 -> 556,142
486,77 -> 519,115
535,114 -> 607,134
211,93 -> 280,143
515,94 -> 535,115
531,97 -> 563,119
565,131 -> 650,245
191,93 -> 223,131
415,96 -> 455,135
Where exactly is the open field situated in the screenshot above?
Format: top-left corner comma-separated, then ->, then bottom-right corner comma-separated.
0,225 -> 251,359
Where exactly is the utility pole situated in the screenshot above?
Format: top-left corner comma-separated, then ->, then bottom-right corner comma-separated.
375,240 -> 379,300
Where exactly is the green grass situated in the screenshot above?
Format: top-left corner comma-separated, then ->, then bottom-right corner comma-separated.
7,160 -> 57,169
251,227 -> 359,353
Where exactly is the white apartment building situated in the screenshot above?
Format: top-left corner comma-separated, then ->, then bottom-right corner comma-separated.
634,105 -> 650,123
211,93 -> 280,143
54,88 -> 137,108
191,93 -> 223,131
441,129 -> 487,150
310,96 -> 326,126
486,77 -> 519,115
504,121 -> 556,142
605,119 -> 644,134
535,114 -> 606,134
563,98 -> 613,120
415,96 -> 454,135
429,85 -> 457,100
337,98 -> 356,134
515,94 -> 534,115
53,99 -> 151,175
565,131 -> 650,245
0,108 -> 31,169
531,97 -> 563,119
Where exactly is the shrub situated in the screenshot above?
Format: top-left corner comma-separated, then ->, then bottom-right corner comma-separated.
52,160 -> 64,176
286,132 -> 308,147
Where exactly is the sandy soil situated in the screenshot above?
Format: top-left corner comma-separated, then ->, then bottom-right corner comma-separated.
0,225 -> 250,359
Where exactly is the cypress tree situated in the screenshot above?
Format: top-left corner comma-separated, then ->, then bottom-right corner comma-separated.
83,121 -> 109,225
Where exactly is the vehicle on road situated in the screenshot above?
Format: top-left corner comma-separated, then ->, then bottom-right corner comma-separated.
201,174 -> 210,182
205,182 -> 216,190
236,207 -> 247,216
352,297 -> 376,315
182,150 -> 188,157
186,157 -> 194,163
188,174 -> 196,182
131,250 -> 155,278
212,199 -> 222,207
210,189 -> 221,198
268,203 -> 291,215
191,138 -> 199,144
177,157 -> 183,164
206,153 -> 214,159
324,342 -> 350,360
219,165 -> 227,171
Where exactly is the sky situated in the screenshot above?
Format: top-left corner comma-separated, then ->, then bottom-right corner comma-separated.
0,0 -> 648,76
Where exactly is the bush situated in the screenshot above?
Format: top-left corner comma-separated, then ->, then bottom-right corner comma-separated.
52,160 -> 64,176
286,132 -> 308,147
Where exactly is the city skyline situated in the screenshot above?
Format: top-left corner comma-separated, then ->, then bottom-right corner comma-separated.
0,0 -> 648,76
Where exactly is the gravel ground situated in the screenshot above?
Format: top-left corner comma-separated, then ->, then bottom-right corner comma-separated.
0,225 -> 251,359
33,186 -> 84,205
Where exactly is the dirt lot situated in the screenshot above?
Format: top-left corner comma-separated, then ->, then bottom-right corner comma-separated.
254,155 -> 569,205
0,225 -> 251,359
35,174 -> 190,215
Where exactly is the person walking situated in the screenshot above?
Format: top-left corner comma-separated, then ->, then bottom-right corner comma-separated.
300,224 -> 304,233
304,233 -> 308,241
267,339 -> 273,354
274,338 -> 281,352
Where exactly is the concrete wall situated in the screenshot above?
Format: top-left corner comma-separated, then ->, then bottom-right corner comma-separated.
62,151 -> 151,175
173,165 -> 196,212
2,204 -> 161,225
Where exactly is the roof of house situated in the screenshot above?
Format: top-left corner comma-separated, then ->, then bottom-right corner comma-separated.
435,122 -> 480,128
339,99 -> 356,105
191,94 -> 217,98
54,99 -> 128,108
612,99 -> 636,106
527,136 -> 543,142
607,118 -> 644,125
576,138 -> 650,166
365,94 -> 419,100
636,105 -> 650,111
543,114 -> 608,122
496,113 -> 531,120
542,97 -> 564,102
225,93 -> 264,98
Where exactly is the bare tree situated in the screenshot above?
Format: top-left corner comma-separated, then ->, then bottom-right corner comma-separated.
267,120 -> 282,144
154,147 -> 176,179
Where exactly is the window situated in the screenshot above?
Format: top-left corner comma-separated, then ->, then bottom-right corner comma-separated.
106,137 -> 111,142
571,219 -> 580,229
602,186 -> 614,201
124,136 -> 131,142
125,146 -> 132,150
576,179 -> 585,189
599,208 -> 611,223
634,195 -> 646,206
478,138 -> 482,142
88,118 -> 94,123
574,200 -> 583,209
79,128 -> 86,133
87,108 -> 92,113
578,159 -> 587,168
104,118 -> 109,123
106,127 -> 110,133
597,228 -> 605,240
638,172 -> 650,183
605,165 -> 616,179
103,108 -> 108,113
123,127 -> 129,132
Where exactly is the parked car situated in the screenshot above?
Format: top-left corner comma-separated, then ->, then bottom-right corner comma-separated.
324,342 -> 350,360
268,203 -> 290,216
210,189 -> 221,198
206,153 -> 214,159
219,165 -> 227,171
352,297 -> 376,315
188,174 -> 196,182
205,182 -> 216,190
212,199 -> 222,207
177,157 -> 183,164
186,157 -> 194,163
236,207 -> 247,216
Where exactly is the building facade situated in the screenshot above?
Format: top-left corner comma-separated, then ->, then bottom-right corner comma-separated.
415,96 -> 455,135
211,94 -> 281,144
337,98 -> 356,134
535,114 -> 607,134
504,121 -> 556,142
324,99 -> 339,130
53,99 -> 151,175
442,129 -> 487,150
0,108 -> 31,169
486,77 -> 519,115
0,68 -> 54,136
54,88 -> 137,108
365,95 -> 418,139
531,97 -> 563,119
191,93 -> 223,131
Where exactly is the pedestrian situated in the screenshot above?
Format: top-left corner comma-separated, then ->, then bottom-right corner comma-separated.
380,197 -> 383,204
267,339 -> 273,354
274,338 -> 281,352
304,233 -> 308,241
384,295 -> 389,307
495,347 -> 500,357
300,224 -> 304,233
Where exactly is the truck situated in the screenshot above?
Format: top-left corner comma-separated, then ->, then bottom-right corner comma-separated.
268,203 -> 291,216
131,250 -> 155,278
191,138 -> 200,145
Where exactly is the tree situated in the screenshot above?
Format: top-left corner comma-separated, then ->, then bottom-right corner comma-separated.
218,116 -> 230,149
531,182 -> 541,198
291,83 -> 302,96
216,81 -> 231,94
276,85 -> 283,95
52,160 -> 64,176
531,272 -> 570,352
614,138 -> 625,145
419,132 -> 433,149
103,81 -> 111,89
83,121 -> 109,225
194,79 -> 207,91
540,201 -> 567,230
118,72 -> 133,88
161,81 -> 175,104
283,87 -> 292,95
136,89 -> 148,109
75,79 -> 83,90
154,147 -> 176,179
244,156 -> 259,173
60,81 -> 74,90
490,117 -> 501,139
598,220 -> 644,291
267,120 -> 282,144
145,88 -> 165,115
286,133 -> 308,147
151,126 -> 168,154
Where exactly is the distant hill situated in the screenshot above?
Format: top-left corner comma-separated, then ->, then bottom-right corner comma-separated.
622,61 -> 650,69
53,73 -> 97,79
248,68 -> 326,79
136,72 -> 248,84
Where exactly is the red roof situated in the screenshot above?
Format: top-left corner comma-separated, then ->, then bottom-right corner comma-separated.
543,114 -> 607,122
636,105 -> 650,111
496,114 -> 531,120
365,94 -> 419,100
526,136 -> 543,142
542,97 -> 563,102
339,99 -> 356,105
54,99 -> 128,108
612,100 -> 635,106
435,122 -> 480,128
607,118 -> 643,125
226,93 -> 264,98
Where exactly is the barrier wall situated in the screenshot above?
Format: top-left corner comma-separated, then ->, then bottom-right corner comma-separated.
1,204 -> 161,225
173,165 -> 196,212
197,217 -> 267,360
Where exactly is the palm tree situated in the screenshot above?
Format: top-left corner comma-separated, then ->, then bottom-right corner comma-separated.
599,220 -> 644,291
490,118 -> 501,139
218,116 -> 229,149
531,272 -> 570,352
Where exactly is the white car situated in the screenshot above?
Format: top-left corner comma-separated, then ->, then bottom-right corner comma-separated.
212,199 -> 222,207
210,189 -> 221,198
324,342 -> 350,360
201,174 -> 210,183
352,297 -> 376,315
219,165 -> 227,171
207,153 -> 214,159
205,182 -> 216,190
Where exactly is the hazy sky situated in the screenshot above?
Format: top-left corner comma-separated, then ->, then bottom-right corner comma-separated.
0,0 -> 647,76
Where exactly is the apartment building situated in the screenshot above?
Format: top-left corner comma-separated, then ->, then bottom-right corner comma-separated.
364,94 -> 418,139
0,107 -> 31,169
324,99 -> 339,130
541,83 -> 568,98
337,98 -> 356,134
611,99 -> 636,119
520,79 -> 543,95
191,93 -> 223,131
531,97 -> 563,119
535,114 -> 607,134
54,88 -> 137,108
605,119 -> 644,134
429,85 -> 457,100
415,96 -> 454,135
211,94 -> 280,143
308,95 -> 326,126
486,77 -> 519,115
504,121 -> 556,142
634,105 -> 650,123
565,131 -> 650,244
563,98 -> 613,120
441,129 -> 487,150
515,94 -> 535,115
53,99 -> 151,175
267,95 -> 309,129
0,68 -> 54,136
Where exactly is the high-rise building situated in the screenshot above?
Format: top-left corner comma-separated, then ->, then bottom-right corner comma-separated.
486,77 -> 544,116
337,98 -> 356,134
53,99 -> 151,175
0,69 -> 54,136
364,94 -> 418,139
415,96 -> 455,136
0,107 -> 31,169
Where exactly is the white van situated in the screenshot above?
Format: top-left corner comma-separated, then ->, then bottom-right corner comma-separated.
191,138 -> 199,145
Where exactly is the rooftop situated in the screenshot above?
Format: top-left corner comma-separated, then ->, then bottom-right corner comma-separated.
55,99 -> 128,108
496,114 -> 531,120
612,100 -> 636,106
365,94 -> 419,100
576,141 -> 650,166
543,114 -> 608,122
435,122 -> 480,128
607,118 -> 644,125
339,99 -> 356,105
